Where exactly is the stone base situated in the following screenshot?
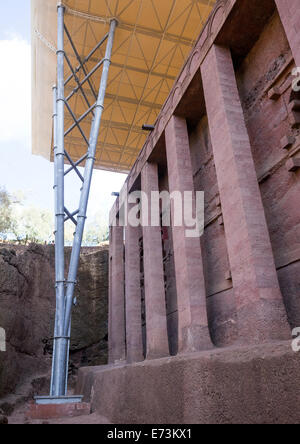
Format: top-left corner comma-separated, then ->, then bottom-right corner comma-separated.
77,341 -> 300,424
26,401 -> 90,420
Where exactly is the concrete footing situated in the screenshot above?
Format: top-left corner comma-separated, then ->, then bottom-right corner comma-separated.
77,341 -> 300,424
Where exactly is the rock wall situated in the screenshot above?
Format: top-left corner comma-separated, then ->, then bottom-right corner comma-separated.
0,243 -> 109,409
77,341 -> 300,424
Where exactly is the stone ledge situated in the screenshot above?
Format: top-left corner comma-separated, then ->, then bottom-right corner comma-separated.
77,341 -> 300,424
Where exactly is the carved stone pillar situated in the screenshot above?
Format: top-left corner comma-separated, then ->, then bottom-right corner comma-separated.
109,224 -> 126,363
201,44 -> 290,343
125,208 -> 144,363
165,115 -> 213,352
141,162 -> 169,359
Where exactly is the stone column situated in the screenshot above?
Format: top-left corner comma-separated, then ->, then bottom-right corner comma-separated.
108,226 -> 113,364
109,224 -> 126,363
165,115 -> 213,352
141,162 -> 169,359
275,0 -> 300,67
201,44 -> 290,343
125,208 -> 144,363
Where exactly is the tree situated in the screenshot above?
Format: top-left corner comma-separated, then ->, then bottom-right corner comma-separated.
0,186 -> 109,246
11,205 -> 54,244
0,187 -> 14,237
83,210 -> 109,246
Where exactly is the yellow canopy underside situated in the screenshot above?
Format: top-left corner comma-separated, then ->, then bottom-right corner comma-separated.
31,0 -> 215,173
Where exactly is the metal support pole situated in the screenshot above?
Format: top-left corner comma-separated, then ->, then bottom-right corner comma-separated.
50,85 -> 58,396
50,4 -> 67,397
48,13 -> 118,398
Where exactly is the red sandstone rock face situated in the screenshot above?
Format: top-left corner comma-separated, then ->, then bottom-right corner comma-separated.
0,244 -> 109,414
0,245 -> 55,407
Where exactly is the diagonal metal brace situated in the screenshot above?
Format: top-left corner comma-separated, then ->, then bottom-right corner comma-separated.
64,207 -> 79,225
65,58 -> 105,102
64,103 -> 96,138
64,100 -> 89,147
64,52 -> 94,114
64,154 -> 88,176
64,150 -> 84,182
64,24 -> 98,101
64,32 -> 109,87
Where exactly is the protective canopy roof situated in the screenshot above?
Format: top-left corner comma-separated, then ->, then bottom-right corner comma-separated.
31,0 -> 215,173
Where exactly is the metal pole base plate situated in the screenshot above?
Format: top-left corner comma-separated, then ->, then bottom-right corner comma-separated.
34,395 -> 83,405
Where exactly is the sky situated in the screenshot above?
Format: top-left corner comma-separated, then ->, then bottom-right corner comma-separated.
0,0 -> 126,221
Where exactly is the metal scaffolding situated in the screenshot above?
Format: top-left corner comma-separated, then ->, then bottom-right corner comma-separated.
48,4 -> 117,399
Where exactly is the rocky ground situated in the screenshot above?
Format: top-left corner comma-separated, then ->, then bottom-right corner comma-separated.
0,243 -> 109,422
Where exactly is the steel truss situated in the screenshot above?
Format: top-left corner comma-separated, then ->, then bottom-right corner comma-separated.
50,5 -> 117,398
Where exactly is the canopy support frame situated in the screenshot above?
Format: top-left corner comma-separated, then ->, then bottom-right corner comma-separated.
50,4 -> 117,398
